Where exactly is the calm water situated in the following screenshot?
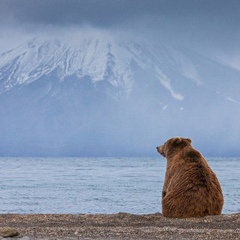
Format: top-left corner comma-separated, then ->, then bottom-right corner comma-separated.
0,157 -> 239,214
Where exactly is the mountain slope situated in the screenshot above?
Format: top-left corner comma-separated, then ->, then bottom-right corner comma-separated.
0,36 -> 239,157
0,37 -> 196,100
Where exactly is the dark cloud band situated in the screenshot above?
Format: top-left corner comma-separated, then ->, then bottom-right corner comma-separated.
1,0 -> 239,28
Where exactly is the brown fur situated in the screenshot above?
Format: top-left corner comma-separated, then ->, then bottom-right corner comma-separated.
156,137 -> 224,218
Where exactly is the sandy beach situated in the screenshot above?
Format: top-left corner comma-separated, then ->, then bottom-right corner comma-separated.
0,213 -> 240,239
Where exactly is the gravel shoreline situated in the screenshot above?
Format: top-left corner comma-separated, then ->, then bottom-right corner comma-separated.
0,213 -> 240,239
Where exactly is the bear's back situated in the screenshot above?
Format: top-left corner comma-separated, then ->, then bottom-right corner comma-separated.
163,147 -> 224,218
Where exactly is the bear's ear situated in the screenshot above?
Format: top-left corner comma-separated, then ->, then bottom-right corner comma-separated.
172,137 -> 191,146
174,137 -> 183,145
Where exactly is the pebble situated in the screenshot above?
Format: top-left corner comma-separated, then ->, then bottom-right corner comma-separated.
0,227 -> 19,238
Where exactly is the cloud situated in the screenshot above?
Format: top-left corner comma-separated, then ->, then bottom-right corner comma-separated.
0,0 -> 167,28
1,0 -> 239,30
0,0 -> 239,71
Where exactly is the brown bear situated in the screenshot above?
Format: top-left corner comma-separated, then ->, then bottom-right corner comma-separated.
156,137 -> 224,218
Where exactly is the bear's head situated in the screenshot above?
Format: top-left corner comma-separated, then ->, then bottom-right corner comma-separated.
156,137 -> 192,158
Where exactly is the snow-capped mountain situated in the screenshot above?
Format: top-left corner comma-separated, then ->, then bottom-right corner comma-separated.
0,36 -> 239,157
0,38 -> 133,96
0,36 -> 201,101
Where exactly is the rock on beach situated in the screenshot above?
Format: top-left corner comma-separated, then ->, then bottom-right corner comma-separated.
0,227 -> 19,238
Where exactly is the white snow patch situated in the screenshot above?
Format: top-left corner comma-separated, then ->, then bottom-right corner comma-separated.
217,52 -> 240,71
155,67 -> 184,101
166,47 -> 201,85
162,105 -> 168,111
227,97 -> 240,104
182,64 -> 201,85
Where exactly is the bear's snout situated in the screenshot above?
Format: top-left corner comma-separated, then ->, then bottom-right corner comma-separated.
157,145 -> 165,156
156,146 -> 161,153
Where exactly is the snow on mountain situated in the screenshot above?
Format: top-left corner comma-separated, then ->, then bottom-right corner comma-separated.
0,36 -> 198,101
0,35 -> 240,157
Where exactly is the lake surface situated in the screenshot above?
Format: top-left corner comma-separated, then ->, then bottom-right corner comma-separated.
0,157 -> 239,214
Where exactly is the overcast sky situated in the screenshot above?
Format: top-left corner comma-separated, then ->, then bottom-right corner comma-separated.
0,0 -> 239,28
0,0 -> 239,60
